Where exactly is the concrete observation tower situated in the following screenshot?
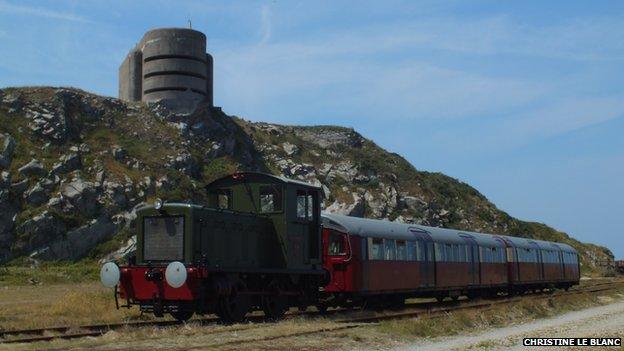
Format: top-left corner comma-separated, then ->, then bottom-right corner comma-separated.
119,28 -> 213,113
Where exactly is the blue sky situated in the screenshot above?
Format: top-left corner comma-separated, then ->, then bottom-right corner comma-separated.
1,1 -> 623,258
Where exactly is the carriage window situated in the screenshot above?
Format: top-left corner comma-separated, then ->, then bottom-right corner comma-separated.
492,247 -> 499,263
397,241 -> 407,260
459,245 -> 467,262
407,241 -> 416,261
328,232 -> 346,255
416,242 -> 424,261
507,248 -> 514,262
371,239 -> 384,260
260,186 -> 282,213
452,245 -> 460,262
385,240 -> 397,260
435,243 -> 444,262
445,244 -> 453,262
216,189 -> 232,209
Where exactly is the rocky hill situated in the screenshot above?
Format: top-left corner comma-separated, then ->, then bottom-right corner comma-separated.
0,87 -> 613,273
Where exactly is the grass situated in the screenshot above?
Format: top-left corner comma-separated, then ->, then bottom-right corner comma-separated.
0,261 -> 100,286
0,282 -> 148,332
1,281 -> 623,350
375,287 -> 624,341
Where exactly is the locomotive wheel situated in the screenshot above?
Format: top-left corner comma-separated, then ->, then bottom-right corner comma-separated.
171,308 -> 194,322
262,281 -> 288,320
216,280 -> 251,323
316,303 -> 328,314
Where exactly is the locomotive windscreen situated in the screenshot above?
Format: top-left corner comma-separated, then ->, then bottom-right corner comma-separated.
143,216 -> 185,261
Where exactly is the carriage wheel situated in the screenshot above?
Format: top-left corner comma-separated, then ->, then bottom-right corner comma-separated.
216,280 -> 251,323
262,281 -> 289,320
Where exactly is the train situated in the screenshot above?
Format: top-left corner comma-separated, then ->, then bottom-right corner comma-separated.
99,172 -> 580,322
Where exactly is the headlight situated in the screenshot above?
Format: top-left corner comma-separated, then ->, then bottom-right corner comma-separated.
154,198 -> 164,210
100,262 -> 120,288
165,261 -> 187,288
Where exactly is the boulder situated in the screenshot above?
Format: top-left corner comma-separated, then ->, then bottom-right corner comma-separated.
10,179 -> 29,193
0,134 -> 16,170
25,108 -> 69,143
0,190 -> 19,260
0,171 -> 10,189
61,179 -> 98,216
103,181 -> 128,210
24,183 -> 48,206
282,142 -> 298,156
16,211 -> 66,252
401,195 -> 428,211
31,217 -> 118,261
18,159 -> 47,177
1,93 -> 23,113
100,236 -> 136,263
51,153 -> 81,175
112,146 -> 127,160
39,177 -> 56,192
47,196 -> 62,209
325,193 -> 365,217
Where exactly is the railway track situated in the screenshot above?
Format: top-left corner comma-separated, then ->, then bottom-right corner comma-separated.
196,281 -> 624,350
3,279 -> 623,345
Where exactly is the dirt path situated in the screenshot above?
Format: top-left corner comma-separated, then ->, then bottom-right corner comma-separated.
395,297 -> 624,351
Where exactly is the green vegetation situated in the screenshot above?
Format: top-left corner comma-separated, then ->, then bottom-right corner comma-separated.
0,260 -> 100,285
375,286 -> 624,340
0,87 -> 614,277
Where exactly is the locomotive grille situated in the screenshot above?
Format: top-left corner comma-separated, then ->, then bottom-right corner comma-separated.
143,216 -> 185,261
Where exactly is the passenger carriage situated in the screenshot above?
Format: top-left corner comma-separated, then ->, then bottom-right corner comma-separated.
319,213 -> 580,309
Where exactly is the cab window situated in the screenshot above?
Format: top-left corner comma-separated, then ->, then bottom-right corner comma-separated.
296,190 -> 317,221
296,191 -> 307,219
328,232 -> 346,255
216,189 -> 232,209
260,185 -> 282,213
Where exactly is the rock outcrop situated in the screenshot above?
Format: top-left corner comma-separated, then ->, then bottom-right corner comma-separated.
0,87 -> 614,273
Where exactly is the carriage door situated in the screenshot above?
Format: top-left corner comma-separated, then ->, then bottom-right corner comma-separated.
410,228 -> 435,288
322,229 -> 349,291
460,234 -> 480,286
559,250 -> 566,280
291,189 -> 320,265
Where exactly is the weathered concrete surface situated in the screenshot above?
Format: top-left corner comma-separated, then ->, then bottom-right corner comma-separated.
119,27 -> 214,113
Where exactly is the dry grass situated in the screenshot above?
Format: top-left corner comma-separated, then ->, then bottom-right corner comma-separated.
0,282 -> 150,331
2,282 -> 624,350
374,287 -> 624,341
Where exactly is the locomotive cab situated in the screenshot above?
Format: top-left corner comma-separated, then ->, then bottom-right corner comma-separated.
100,172 -> 326,323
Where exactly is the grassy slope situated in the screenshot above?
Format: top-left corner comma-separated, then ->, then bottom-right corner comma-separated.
0,87 -> 614,279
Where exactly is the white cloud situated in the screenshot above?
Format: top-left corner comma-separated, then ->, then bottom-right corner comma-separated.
500,96 -> 624,141
424,95 -> 624,154
258,4 -> 272,45
214,31 -> 549,122
212,12 -> 623,129
0,0 -> 92,23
